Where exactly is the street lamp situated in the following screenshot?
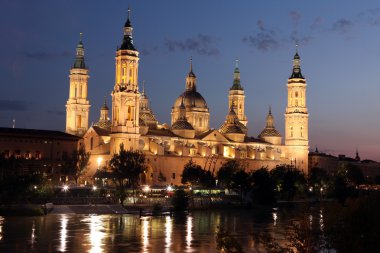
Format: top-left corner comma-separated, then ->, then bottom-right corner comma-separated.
63,185 -> 69,192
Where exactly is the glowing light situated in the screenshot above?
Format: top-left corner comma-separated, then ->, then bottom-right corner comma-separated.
185,216 -> 193,252
141,217 -> 149,253
165,216 -> 172,253
33,185 -> 37,190
84,215 -> 105,253
166,185 -> 173,192
309,187 -> 313,192
63,185 -> 69,192
59,215 -> 68,252
97,157 -> 103,167
272,212 -> 278,226
92,186 -> 97,191
143,185 -> 150,192
0,216 -> 4,241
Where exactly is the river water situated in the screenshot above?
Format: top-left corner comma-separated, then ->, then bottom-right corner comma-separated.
0,205 -> 326,253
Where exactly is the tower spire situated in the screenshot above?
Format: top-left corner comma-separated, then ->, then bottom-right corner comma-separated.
291,45 -> 303,79
73,32 -> 86,69
186,57 -> 196,91
231,59 -> 243,90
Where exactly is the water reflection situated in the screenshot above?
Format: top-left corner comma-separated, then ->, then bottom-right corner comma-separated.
0,216 -> 4,241
141,217 -> 150,253
186,216 -> 193,252
30,221 -> 36,249
59,215 -> 68,252
165,216 -> 172,253
272,212 -> 278,226
87,215 -> 106,253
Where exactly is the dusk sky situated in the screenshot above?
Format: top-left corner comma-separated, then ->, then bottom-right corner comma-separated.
1,0 -> 380,161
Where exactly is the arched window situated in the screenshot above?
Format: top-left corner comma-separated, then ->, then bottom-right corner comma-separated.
199,117 -> 202,127
127,106 -> 132,121
290,127 -> 293,137
295,91 -> 298,97
300,126 -> 303,137
90,137 -> 94,150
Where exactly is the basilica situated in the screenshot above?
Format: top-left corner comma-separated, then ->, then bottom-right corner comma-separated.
65,10 -> 309,185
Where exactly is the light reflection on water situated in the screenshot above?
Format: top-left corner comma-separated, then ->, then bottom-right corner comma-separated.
186,216 -> 193,252
59,215 -> 68,252
141,217 -> 149,253
0,216 -> 3,241
164,216 -> 172,253
0,207 -> 328,253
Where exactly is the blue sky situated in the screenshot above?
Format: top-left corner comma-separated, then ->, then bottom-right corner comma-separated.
1,0 -> 380,160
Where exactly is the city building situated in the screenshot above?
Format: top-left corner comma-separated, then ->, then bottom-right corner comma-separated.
66,10 -> 310,185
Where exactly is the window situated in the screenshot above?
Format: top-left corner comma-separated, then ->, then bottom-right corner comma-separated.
76,115 -> 82,128
199,117 -> 202,127
290,127 -> 293,137
295,91 -> 298,97
172,173 -> 176,179
90,137 -> 94,150
300,126 -> 303,137
35,151 -> 41,160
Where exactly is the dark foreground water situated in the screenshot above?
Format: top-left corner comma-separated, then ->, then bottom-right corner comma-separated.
0,205 -> 326,253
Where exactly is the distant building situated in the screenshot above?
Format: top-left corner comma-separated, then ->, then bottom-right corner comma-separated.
309,149 -> 380,179
64,9 -> 310,185
0,127 -> 79,179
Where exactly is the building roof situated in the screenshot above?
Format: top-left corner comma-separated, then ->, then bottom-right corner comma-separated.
0,127 -> 80,140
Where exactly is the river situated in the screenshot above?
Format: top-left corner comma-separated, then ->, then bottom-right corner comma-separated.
0,205 -> 326,253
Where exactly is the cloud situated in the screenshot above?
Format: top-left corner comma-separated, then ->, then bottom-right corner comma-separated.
310,17 -> 324,30
358,8 -> 380,26
243,20 -> 279,51
45,110 -> 65,116
164,34 -> 219,56
331,18 -> 354,34
290,11 -> 301,26
140,46 -> 159,56
0,100 -> 28,111
22,51 -> 70,61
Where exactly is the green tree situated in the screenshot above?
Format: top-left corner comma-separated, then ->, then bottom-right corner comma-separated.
109,143 -> 146,204
308,167 -> 331,198
62,145 -> 90,185
231,169 -> 250,204
217,159 -> 242,190
181,159 -> 214,188
271,165 -> 306,200
250,167 -> 275,205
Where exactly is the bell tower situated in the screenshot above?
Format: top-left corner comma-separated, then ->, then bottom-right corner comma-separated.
285,47 -> 309,173
228,60 -> 247,126
65,33 -> 90,136
110,8 -> 141,154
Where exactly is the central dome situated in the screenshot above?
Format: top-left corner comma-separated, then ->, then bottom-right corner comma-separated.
173,90 -> 208,109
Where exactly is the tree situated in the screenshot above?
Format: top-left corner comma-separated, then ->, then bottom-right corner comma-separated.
250,167 -> 275,205
216,227 -> 244,253
217,159 -> 242,190
346,164 -> 365,186
109,143 -> 146,204
308,167 -> 331,198
62,145 -> 90,185
181,159 -> 214,188
231,169 -> 250,205
271,165 -> 306,200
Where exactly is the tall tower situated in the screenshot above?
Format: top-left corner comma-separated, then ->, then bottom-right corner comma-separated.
228,60 -> 247,126
285,47 -> 309,173
110,8 -> 141,154
65,33 -> 90,136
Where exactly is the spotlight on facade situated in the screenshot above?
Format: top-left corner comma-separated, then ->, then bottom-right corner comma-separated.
97,157 -> 103,167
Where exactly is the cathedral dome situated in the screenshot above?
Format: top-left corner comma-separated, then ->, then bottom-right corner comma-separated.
173,90 -> 208,109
